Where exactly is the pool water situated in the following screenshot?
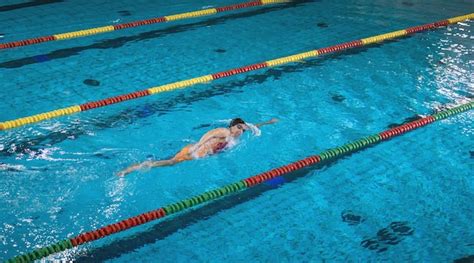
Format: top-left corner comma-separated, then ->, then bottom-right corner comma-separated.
0,0 -> 473,261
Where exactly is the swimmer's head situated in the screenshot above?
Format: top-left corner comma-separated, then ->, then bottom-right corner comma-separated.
229,118 -> 248,137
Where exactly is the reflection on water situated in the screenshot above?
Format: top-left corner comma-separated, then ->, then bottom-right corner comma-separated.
429,23 -> 473,107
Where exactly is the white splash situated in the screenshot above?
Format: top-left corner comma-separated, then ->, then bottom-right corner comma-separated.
246,123 -> 261,136
0,163 -> 25,171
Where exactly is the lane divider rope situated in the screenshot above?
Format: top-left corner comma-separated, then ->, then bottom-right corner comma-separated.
0,0 -> 287,50
6,101 -> 473,263
0,13 -> 472,131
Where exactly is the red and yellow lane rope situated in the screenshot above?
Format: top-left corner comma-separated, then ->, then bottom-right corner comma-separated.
6,101 -> 473,262
0,13 -> 472,131
0,0 -> 286,50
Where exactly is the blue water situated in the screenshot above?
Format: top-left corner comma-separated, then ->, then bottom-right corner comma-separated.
0,0 -> 473,261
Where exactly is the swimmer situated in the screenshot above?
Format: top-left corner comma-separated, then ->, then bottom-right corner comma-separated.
117,118 -> 278,176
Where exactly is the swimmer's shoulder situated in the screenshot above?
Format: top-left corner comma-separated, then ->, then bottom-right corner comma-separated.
205,127 -> 230,137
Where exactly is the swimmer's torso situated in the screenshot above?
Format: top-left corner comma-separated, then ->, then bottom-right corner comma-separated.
192,128 -> 231,157
173,128 -> 232,161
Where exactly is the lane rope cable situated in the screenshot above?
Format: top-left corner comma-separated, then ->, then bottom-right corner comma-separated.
0,0 -> 287,50
0,13 -> 472,131
6,101 -> 473,262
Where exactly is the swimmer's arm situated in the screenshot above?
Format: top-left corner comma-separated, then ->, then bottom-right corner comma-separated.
255,118 -> 279,128
193,129 -> 229,149
191,135 -> 228,155
188,129 -> 229,157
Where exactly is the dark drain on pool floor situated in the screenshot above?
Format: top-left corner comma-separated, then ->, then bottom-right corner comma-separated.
388,115 -> 422,128
317,22 -> 328,28
118,10 -> 131,16
341,210 -> 364,225
83,79 -> 100,86
361,221 -> 414,252
331,94 -> 346,102
454,255 -> 474,263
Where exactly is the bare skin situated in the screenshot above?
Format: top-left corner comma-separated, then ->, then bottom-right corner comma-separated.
117,118 -> 278,176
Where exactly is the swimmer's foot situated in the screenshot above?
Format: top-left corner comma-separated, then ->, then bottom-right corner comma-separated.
117,168 -> 134,176
116,162 -> 147,177
117,159 -> 180,177
116,171 -> 127,177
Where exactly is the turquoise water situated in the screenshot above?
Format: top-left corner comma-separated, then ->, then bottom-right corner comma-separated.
0,0 -> 473,261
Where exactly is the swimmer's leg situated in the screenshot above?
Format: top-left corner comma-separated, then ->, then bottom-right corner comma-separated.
117,159 -> 180,177
117,145 -> 194,177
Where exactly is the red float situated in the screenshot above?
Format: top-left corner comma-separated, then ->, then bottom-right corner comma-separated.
216,1 -> 262,12
211,62 -> 267,79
